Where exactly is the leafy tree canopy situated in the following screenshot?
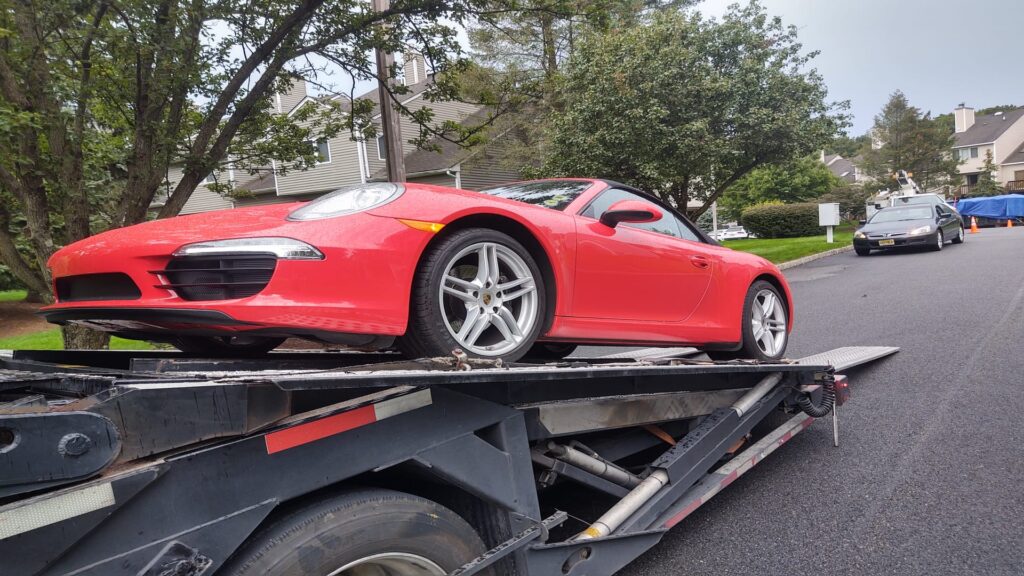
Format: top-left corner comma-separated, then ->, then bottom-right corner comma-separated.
860,91 -> 960,192
718,156 -> 840,221
538,2 -> 848,217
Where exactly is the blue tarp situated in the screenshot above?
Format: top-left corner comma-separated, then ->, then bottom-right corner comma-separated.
954,195 -> 1024,219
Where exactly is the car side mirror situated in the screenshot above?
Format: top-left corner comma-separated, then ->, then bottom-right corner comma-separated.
599,200 -> 663,228
858,219 -> 867,225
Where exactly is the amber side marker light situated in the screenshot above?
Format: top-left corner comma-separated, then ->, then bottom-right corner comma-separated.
399,219 -> 445,233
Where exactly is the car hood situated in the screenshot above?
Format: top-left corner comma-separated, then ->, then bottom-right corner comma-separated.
859,218 -> 934,235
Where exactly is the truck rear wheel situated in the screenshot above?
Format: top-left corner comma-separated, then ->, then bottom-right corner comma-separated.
222,488 -> 488,576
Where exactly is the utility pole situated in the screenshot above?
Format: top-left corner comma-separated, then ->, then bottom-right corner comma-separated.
372,0 -> 405,182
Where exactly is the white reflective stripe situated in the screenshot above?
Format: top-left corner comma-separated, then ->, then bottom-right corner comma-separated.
0,482 -> 115,539
373,389 -> 432,420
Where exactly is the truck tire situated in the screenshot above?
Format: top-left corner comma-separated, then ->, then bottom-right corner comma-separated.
221,488 -> 489,576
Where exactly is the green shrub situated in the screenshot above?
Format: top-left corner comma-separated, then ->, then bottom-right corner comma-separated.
0,265 -> 23,291
740,202 -> 821,238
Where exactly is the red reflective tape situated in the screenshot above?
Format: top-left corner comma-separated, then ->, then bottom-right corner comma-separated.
265,405 -> 377,454
665,499 -> 703,527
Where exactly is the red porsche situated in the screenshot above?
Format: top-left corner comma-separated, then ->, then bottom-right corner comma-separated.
41,179 -> 793,361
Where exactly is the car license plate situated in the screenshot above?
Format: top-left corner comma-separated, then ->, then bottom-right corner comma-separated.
879,239 -> 895,246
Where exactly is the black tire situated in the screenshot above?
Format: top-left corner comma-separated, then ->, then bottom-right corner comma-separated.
930,229 -> 944,251
221,488 -> 488,576
524,342 -> 577,361
854,246 -> 871,256
398,228 -> 546,362
707,280 -> 789,362
951,224 -> 965,244
170,335 -> 284,356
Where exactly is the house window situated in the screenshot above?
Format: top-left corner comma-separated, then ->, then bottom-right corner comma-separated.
308,139 -> 331,164
970,147 -> 979,159
376,135 -> 387,161
958,149 -> 971,161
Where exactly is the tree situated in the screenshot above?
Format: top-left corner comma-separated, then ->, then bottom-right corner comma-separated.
828,133 -> 870,158
860,91 -> 960,193
973,149 -> 1002,197
463,0 -> 697,175
539,3 -> 848,217
0,0 -> 492,347
718,156 -> 840,221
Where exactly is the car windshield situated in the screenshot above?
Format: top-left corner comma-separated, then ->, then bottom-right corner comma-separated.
869,207 -> 933,223
479,180 -> 591,211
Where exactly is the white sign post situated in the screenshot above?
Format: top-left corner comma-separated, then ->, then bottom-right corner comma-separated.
818,203 -> 841,243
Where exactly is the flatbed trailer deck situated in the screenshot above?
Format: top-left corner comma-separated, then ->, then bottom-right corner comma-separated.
0,346 -> 896,576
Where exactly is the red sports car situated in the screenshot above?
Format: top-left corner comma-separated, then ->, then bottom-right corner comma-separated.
41,179 -> 793,361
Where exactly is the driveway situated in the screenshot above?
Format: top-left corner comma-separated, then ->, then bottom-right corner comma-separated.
612,227 -> 1024,576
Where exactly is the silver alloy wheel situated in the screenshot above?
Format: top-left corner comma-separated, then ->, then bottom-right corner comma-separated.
936,230 -> 943,249
958,226 -> 964,242
328,553 -> 447,576
438,241 -> 539,356
751,289 -> 787,357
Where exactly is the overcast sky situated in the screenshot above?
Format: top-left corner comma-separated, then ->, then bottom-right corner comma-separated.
698,0 -> 1023,135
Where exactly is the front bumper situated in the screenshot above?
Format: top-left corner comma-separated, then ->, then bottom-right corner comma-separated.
854,233 -> 934,250
41,211 -> 433,339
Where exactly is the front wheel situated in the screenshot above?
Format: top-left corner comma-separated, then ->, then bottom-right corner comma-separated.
170,335 -> 285,356
854,245 -> 871,256
708,280 -> 788,361
220,489 -> 488,576
398,228 -> 545,362
931,229 -> 944,251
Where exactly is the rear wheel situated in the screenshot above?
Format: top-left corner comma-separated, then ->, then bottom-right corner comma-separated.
398,228 -> 545,362
951,224 -> 965,244
221,489 -> 488,576
708,281 -> 788,361
170,335 -> 284,356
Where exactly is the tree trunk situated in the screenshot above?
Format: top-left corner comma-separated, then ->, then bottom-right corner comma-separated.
61,325 -> 111,350
24,289 -> 46,304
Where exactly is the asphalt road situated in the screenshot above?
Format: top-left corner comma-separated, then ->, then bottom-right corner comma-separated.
604,227 -> 1024,576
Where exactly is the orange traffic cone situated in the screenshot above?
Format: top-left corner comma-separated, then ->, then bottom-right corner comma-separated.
970,216 -> 979,234
1008,219 -> 1014,228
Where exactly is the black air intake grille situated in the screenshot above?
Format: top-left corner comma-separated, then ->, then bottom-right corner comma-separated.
156,255 -> 277,301
56,273 -> 142,302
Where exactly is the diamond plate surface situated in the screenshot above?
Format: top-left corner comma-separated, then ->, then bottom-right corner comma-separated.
796,346 -> 899,371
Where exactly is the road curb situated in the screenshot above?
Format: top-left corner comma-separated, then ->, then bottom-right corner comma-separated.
777,245 -> 854,270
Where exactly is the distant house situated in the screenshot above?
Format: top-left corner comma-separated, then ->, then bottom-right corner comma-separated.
820,152 -> 867,184
952,104 -> 1024,194
166,55 -> 519,215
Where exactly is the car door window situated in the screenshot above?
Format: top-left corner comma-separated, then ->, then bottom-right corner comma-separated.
673,216 -> 703,242
581,189 -> 681,238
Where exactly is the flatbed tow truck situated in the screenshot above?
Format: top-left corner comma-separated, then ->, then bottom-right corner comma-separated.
0,345 -> 897,576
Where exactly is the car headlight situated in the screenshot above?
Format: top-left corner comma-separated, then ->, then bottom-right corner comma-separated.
854,231 -> 866,239
909,226 -> 932,236
173,237 -> 324,260
287,183 -> 403,221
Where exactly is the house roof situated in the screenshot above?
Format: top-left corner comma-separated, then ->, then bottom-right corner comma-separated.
954,108 -> 1024,147
1003,142 -> 1024,166
236,172 -> 276,193
827,156 -> 857,182
370,109 -> 496,178
283,76 -> 435,119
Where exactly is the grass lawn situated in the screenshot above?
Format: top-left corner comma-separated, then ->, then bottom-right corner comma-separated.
0,289 -> 27,302
722,226 -> 854,264
0,328 -> 154,350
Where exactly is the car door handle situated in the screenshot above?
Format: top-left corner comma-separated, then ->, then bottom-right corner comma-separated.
690,255 -> 711,269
